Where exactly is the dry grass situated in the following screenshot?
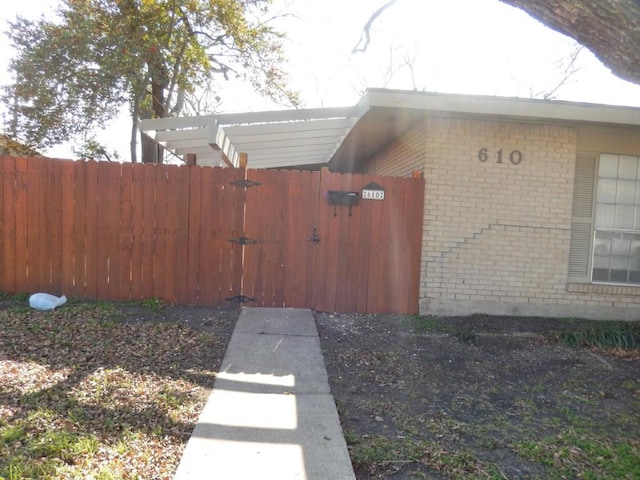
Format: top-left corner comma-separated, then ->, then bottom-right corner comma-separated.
0,300 -> 236,480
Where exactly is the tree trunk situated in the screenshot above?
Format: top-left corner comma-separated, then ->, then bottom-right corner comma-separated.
140,72 -> 167,163
499,0 -> 640,85
141,134 -> 159,164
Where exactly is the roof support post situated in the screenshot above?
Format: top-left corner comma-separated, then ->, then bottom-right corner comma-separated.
239,152 -> 248,168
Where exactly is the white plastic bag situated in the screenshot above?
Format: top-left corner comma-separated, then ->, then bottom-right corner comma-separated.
29,293 -> 67,311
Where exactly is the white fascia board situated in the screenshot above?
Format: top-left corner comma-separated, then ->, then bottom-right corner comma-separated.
364,89 -> 640,126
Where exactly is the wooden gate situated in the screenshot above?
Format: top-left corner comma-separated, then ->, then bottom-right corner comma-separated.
237,168 -> 424,314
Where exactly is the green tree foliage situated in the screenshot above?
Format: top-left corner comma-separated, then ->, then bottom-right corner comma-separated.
4,0 -> 298,162
73,135 -> 120,162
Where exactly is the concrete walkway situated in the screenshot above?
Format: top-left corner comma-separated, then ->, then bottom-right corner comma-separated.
173,307 -> 356,480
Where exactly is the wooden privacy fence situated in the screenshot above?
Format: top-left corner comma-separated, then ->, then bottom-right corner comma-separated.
0,156 -> 424,314
0,156 -> 244,305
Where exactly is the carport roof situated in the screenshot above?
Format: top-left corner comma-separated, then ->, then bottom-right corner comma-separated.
140,106 -> 363,169
140,89 -> 640,169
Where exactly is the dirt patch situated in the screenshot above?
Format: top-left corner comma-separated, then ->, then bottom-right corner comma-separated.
315,313 -> 640,479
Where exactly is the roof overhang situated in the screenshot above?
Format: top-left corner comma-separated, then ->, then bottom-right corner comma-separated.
329,89 -> 640,171
141,89 -> 640,170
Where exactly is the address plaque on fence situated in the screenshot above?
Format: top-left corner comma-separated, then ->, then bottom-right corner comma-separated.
362,182 -> 385,200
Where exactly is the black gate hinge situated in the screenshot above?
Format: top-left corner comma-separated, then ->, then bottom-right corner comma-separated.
228,236 -> 260,245
229,179 -> 261,188
225,294 -> 256,304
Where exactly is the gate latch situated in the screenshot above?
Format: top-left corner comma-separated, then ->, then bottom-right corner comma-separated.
308,226 -> 320,243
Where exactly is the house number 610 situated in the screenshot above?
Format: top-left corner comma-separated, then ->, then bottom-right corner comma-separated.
478,148 -> 523,165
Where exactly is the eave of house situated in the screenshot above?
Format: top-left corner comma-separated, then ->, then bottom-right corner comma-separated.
329,89 -> 640,172
140,89 -> 640,170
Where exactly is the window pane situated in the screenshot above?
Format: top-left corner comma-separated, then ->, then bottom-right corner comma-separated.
617,180 -> 636,204
599,155 -> 618,178
593,231 -> 640,284
594,230 -> 612,255
610,256 -> 629,282
595,204 -> 615,228
630,256 -> 640,283
597,179 -> 617,203
619,156 -> 638,179
592,255 -> 609,281
611,235 -> 631,256
614,205 -> 636,230
610,269 -> 628,283
615,205 -> 635,229
593,255 -> 610,269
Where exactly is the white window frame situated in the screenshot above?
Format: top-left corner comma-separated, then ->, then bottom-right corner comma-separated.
591,154 -> 640,286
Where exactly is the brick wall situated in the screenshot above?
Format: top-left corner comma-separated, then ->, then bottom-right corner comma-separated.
371,115 -> 640,320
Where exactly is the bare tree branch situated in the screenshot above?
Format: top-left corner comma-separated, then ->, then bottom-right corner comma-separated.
352,0 -> 401,54
538,45 -> 584,100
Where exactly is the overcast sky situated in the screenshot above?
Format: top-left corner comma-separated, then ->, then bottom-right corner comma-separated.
2,0 -> 640,159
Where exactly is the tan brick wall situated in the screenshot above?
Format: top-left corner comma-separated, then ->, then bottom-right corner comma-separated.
366,121 -> 426,177
372,115 -> 640,320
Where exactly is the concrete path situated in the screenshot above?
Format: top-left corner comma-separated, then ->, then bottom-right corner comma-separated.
173,307 -> 356,480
